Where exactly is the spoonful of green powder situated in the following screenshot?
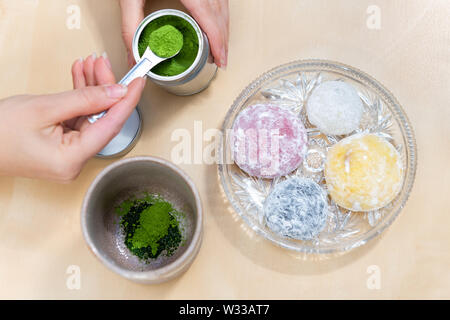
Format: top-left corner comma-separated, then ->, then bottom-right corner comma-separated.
149,24 -> 184,58
87,24 -> 184,123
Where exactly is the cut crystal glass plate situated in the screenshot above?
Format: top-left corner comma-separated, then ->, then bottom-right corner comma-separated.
218,60 -> 417,254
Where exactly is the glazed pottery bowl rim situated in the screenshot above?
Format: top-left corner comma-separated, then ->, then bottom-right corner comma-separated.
81,156 -> 203,282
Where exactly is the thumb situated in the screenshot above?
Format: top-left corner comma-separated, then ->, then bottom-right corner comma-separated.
78,78 -> 145,158
37,84 -> 128,124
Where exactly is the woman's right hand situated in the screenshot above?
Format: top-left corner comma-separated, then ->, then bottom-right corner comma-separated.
0,53 -> 145,182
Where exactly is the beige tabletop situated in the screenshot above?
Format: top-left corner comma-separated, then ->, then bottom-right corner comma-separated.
0,0 -> 449,299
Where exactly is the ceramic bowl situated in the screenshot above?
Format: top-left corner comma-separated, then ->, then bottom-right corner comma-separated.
81,156 -> 203,283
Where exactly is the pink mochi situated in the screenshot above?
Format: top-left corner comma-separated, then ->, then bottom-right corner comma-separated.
231,104 -> 308,178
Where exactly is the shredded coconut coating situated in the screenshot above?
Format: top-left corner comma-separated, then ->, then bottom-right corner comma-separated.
307,81 -> 363,135
232,104 -> 308,178
325,133 -> 404,211
264,177 -> 328,240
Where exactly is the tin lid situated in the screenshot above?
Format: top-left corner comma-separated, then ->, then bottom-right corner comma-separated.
96,107 -> 142,158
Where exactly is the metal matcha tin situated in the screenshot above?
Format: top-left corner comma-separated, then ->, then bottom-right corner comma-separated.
132,9 -> 217,95
96,107 -> 142,158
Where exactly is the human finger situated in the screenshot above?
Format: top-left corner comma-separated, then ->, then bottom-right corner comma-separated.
73,55 -> 117,131
181,0 -> 228,68
119,0 -> 145,67
94,52 -> 116,85
35,84 -> 128,124
71,58 -> 86,89
78,78 -> 145,157
83,53 -> 97,86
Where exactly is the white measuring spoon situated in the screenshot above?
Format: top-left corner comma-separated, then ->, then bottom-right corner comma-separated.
87,46 -> 180,123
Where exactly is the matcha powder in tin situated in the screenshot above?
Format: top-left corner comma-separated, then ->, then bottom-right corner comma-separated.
149,25 -> 184,58
138,15 -> 199,77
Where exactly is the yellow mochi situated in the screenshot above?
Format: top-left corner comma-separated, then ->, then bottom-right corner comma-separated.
325,133 -> 404,211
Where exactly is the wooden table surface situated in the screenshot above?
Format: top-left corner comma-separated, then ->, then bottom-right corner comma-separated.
0,0 -> 449,299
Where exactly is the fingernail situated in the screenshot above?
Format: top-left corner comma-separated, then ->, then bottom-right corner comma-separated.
78,57 -> 83,63
102,52 -> 112,70
104,84 -> 127,98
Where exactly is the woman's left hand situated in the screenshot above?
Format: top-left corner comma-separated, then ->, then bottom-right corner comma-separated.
119,0 -> 229,68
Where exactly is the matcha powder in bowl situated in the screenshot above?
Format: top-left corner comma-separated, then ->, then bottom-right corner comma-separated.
138,15 -> 199,77
115,193 -> 185,261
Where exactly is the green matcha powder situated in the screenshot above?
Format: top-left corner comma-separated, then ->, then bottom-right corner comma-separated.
149,25 -> 184,58
116,193 -> 184,260
138,15 -> 199,76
